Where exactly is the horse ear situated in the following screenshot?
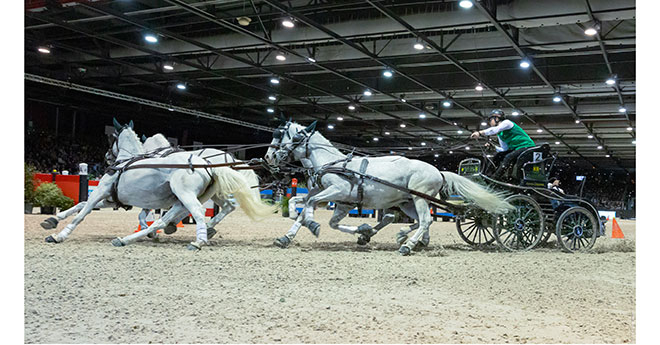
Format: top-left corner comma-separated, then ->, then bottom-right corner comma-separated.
141,135 -> 147,142
113,118 -> 122,131
128,120 -> 134,129
305,121 -> 317,133
278,112 -> 287,124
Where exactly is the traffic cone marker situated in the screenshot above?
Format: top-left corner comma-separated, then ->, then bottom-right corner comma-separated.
611,217 -> 624,239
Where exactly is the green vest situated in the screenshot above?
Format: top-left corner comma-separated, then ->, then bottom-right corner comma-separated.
497,122 -> 535,150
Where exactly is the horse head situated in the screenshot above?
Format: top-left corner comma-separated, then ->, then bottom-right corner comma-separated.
265,120 -> 317,165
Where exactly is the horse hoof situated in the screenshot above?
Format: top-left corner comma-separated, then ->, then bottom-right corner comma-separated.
356,224 -> 373,235
163,223 -> 177,235
396,232 -> 408,246
207,228 -> 217,240
111,238 -> 125,247
413,239 -> 429,252
187,242 -> 202,251
399,245 -> 412,256
274,236 -> 291,248
45,235 -> 58,243
40,217 -> 58,230
307,221 -> 321,237
357,234 -> 370,246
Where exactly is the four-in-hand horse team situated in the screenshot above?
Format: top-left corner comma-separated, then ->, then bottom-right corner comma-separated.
39,117 -> 518,256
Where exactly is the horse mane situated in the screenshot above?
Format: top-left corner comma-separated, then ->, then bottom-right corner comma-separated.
118,127 -> 145,158
290,122 -> 345,158
143,133 -> 171,152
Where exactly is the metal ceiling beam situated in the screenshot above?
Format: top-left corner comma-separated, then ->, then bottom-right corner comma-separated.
160,0 -> 468,143
74,2 -> 451,143
25,9 -> 406,142
473,0 -> 630,172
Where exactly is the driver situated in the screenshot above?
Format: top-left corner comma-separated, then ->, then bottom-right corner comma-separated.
470,109 -> 536,180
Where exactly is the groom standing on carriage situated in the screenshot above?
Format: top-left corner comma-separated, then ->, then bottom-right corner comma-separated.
469,109 -> 536,180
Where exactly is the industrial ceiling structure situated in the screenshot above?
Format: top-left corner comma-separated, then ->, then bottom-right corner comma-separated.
25,0 -> 636,171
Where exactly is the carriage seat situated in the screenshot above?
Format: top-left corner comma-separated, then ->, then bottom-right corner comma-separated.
512,143 -> 553,186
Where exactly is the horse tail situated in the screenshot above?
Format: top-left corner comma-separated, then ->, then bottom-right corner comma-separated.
238,168 -> 262,202
440,172 -> 514,214
211,167 -> 275,220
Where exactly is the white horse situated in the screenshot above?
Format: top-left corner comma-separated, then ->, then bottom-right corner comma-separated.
265,121 -> 514,255
138,133 -> 262,238
42,121 -> 273,250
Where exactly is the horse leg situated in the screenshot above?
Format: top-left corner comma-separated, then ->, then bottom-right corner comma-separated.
168,173 -> 212,251
396,202 -> 428,247
328,203 -> 356,233
113,203 -> 187,247
41,199 -> 112,230
399,197 -> 435,256
137,209 -> 160,240
274,211 -> 305,248
45,180 -> 114,243
204,196 -> 237,240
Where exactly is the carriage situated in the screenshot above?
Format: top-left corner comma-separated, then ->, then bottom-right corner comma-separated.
450,143 -> 605,253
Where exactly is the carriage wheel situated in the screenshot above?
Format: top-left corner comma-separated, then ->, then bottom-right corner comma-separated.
555,207 -> 598,253
494,195 -> 545,251
455,209 -> 497,246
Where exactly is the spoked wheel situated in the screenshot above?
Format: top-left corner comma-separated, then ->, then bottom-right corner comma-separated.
494,195 -> 545,251
456,209 -> 497,246
555,207 -> 598,253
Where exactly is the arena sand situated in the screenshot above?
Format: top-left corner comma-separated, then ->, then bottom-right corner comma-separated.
24,208 -> 635,343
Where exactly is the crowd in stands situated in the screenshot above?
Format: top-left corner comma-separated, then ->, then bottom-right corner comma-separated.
25,129 -> 107,179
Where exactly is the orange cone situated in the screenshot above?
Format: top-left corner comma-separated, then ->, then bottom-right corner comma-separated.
611,218 -> 624,238
176,221 -> 184,228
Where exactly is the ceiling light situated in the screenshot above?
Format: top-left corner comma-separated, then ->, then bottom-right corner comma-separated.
536,129 -> 542,133
519,59 -> 530,68
270,78 -> 280,84
475,83 -> 484,91
383,70 -> 393,78
307,57 -> 316,63
144,34 -> 158,43
363,90 -> 373,96
348,105 -> 356,111
282,19 -> 295,28
421,142 -> 426,146
275,54 -> 286,61
453,122 -> 458,126
605,76 -> 616,85
408,147 -> 412,150
457,130 -> 463,134
597,145 -> 603,149
337,116 -> 344,121
384,131 -> 390,135
37,46 -> 51,54
436,137 -> 443,141
168,107 -> 174,112
434,154 -> 439,158
618,106 -> 627,113
632,140 -> 636,145
465,146 -> 470,150
176,83 -> 186,90
459,0 -> 473,9
373,137 -> 379,142
511,110 -> 520,116
449,151 -> 453,154
553,94 -> 562,103
400,98 -> 407,103
442,100 -> 451,107
555,141 -> 560,145
268,95 -> 277,101
481,122 -> 487,126
605,154 -> 610,158
413,42 -> 425,50
588,135 -> 594,139
400,123 -> 406,128
584,25 -> 599,36
418,113 -> 426,119
327,124 -> 335,129
575,119 -> 581,123
266,108 -> 275,113
163,63 -> 174,71
626,127 -> 633,131
237,16 -> 251,26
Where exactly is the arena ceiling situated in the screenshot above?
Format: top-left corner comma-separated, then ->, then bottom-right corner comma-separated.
24,0 -> 636,172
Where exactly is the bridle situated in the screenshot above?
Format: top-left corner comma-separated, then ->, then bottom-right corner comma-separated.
271,123 -> 315,165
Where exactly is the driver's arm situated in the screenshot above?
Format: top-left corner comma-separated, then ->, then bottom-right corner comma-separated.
481,120 -> 514,136
495,137 -> 508,152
